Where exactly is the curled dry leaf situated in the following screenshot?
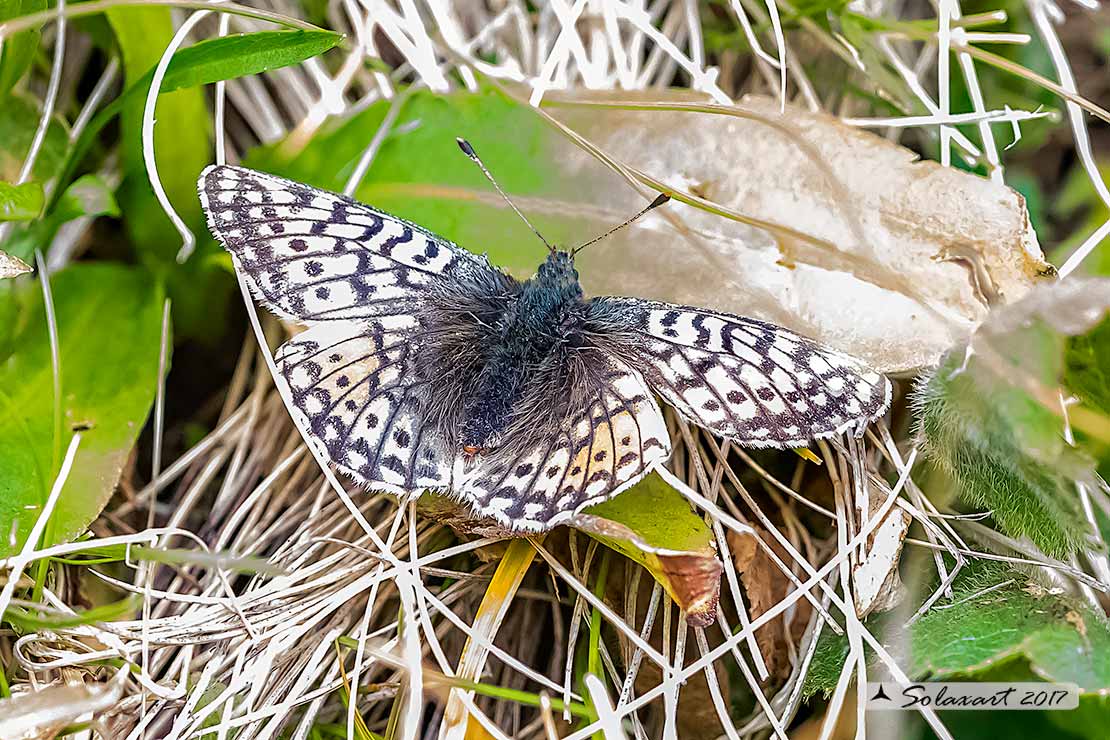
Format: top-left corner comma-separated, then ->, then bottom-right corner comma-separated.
727,527 -> 812,681
0,249 -> 31,279
546,91 -> 1053,373
0,676 -> 124,740
574,471 -> 722,627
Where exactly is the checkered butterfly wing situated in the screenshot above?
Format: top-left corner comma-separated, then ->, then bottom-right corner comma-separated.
591,298 -> 891,447
458,356 -> 671,531
199,166 -> 512,494
199,165 -> 505,323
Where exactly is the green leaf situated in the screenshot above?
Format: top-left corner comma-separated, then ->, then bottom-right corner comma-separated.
915,355 -> 1090,557
130,29 -> 341,95
914,281 -> 1110,558
577,472 -> 722,626
1066,315 -> 1110,416
803,563 -> 1110,699
245,88 -> 575,279
0,179 -> 42,221
0,0 -> 46,96
106,6 -> 211,263
0,92 -> 67,184
49,30 -> 342,219
910,564 -> 1110,690
2,175 -> 119,262
0,264 -> 166,557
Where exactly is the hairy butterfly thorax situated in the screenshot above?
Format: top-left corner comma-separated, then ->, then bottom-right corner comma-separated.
460,251 -> 588,456
199,137 -> 891,532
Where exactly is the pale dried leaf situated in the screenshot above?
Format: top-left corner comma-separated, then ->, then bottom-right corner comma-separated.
547,92 -> 1052,373
0,250 -> 32,279
852,498 -> 910,618
0,678 -> 124,740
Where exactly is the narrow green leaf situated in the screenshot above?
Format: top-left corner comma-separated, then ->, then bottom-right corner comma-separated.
0,264 -> 166,557
49,30 -> 342,218
0,0 -> 46,96
0,179 -> 42,221
577,472 -> 722,626
106,6 -> 211,262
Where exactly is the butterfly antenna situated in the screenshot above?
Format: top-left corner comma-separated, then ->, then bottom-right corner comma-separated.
572,192 -> 671,255
456,138 -> 556,254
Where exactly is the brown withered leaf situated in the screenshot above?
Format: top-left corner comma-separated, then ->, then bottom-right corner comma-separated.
728,527 -> 812,681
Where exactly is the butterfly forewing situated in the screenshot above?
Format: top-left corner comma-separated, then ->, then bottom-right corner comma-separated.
199,165 -> 504,323
459,359 -> 671,531
277,318 -> 453,491
592,297 -> 891,448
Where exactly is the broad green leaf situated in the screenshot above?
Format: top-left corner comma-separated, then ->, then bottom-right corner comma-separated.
246,88 -> 556,278
0,92 -> 67,184
915,279 -> 1110,558
0,179 -> 42,221
0,0 -> 46,96
2,174 -> 119,262
50,30 -> 343,217
106,6 -> 211,263
910,564 -> 1110,688
0,264 -> 165,557
577,472 -> 722,626
803,563 -> 1110,699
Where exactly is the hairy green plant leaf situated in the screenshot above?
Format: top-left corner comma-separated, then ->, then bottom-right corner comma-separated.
804,563 -> 1110,699
0,264 -> 165,557
0,179 -> 41,221
576,472 -> 722,626
0,0 -> 46,96
915,279 -> 1110,557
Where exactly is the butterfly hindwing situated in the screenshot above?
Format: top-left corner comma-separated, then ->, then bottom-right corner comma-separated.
591,297 -> 891,448
277,318 -> 452,491
199,165 -> 504,323
458,358 -> 671,531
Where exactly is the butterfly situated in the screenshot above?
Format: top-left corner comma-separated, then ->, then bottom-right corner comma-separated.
198,141 -> 891,532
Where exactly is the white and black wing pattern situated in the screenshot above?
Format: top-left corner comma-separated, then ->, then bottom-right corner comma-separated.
457,359 -> 671,531
277,317 -> 453,492
591,297 -> 891,448
198,165 -> 509,323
